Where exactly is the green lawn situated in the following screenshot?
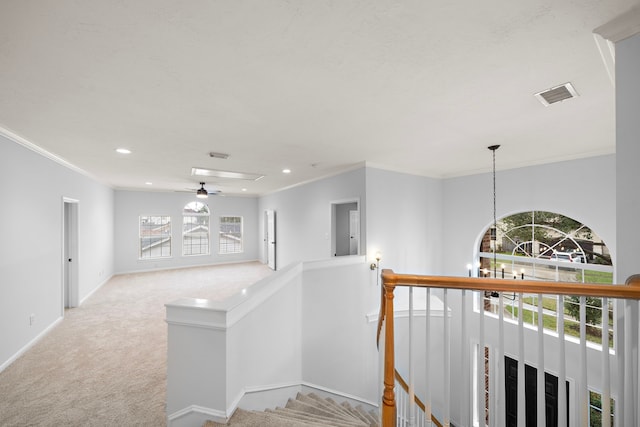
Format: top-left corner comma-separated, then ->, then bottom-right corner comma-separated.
503,305 -> 613,348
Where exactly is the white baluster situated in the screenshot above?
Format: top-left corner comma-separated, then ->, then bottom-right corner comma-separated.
477,291 -> 485,427
537,293 -> 545,427
557,295 -> 567,427
497,292 -> 505,427
580,296 -> 588,426
425,288 -> 432,427
444,289 -> 450,427
601,297 -> 611,427
409,287 -> 415,427
517,293 -> 526,427
461,290 -> 468,427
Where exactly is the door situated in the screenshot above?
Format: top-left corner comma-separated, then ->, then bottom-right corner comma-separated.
504,356 -> 569,427
63,199 -> 79,312
349,210 -> 359,255
332,201 -> 359,257
265,210 -> 276,270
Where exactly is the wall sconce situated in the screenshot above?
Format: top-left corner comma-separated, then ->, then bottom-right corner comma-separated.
467,263 -> 472,277
370,252 -> 382,271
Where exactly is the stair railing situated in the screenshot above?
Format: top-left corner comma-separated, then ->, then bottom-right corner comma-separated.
377,270 -> 640,427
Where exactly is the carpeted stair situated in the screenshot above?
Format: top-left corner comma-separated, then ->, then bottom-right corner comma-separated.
204,392 -> 379,427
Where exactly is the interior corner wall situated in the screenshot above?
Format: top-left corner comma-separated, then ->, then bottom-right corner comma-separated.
441,155 -> 616,277
365,167 -> 444,275
615,33 -> 640,284
257,168 -> 367,270
114,191 -> 259,274
0,134 -> 115,370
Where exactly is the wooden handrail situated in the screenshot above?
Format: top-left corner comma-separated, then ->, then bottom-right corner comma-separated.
381,269 -> 640,299
394,369 -> 443,427
378,269 -> 640,427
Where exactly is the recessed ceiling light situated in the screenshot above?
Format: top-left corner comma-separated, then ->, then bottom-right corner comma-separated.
145,182 -> 153,185
242,188 -> 247,192
282,169 -> 291,174
116,148 -> 131,154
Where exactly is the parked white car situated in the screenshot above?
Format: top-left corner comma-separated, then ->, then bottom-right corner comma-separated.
550,251 -> 586,263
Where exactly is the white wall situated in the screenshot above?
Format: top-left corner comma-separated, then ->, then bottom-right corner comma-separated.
301,260 -> 379,403
0,133 -> 115,370
258,168 -> 366,269
615,33 -> 640,284
365,167 -> 444,275
114,191 -> 259,273
614,32 -> 640,426
442,155 -> 616,277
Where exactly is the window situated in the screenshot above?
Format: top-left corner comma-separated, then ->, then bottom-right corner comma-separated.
219,216 -> 243,254
478,211 -> 614,347
183,202 -> 210,256
589,390 -> 614,426
139,215 -> 171,259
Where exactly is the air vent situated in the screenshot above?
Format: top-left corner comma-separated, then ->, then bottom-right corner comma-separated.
534,82 -> 578,106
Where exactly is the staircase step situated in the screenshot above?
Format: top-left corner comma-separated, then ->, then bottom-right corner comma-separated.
284,398 -> 366,424
203,393 -> 379,427
269,407 -> 366,426
301,393 -> 358,420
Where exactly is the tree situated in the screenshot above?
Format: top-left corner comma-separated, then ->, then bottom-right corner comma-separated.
564,296 -> 603,326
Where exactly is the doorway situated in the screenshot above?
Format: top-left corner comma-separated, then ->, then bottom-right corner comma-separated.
264,209 -> 277,270
62,198 -> 79,313
331,200 -> 360,257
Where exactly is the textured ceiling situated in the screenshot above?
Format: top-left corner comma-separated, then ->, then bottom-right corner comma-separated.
0,1 -> 636,195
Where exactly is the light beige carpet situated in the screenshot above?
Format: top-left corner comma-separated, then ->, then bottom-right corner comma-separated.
0,262 -> 273,427
203,392 -> 379,427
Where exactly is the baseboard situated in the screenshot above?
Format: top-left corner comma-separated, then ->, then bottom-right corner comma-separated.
116,259 -> 262,276
300,382 -> 379,411
166,381 -> 378,427
79,274 -> 113,306
0,316 -> 63,374
167,405 -> 227,427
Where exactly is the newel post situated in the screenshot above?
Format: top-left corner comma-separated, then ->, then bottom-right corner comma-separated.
382,280 -> 396,426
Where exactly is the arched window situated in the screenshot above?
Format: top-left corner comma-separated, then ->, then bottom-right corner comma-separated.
478,211 -> 613,347
183,202 -> 210,256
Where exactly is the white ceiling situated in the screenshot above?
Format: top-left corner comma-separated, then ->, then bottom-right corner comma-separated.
0,1 -> 635,196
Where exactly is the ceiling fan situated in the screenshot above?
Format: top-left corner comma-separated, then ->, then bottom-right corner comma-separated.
192,182 -> 222,198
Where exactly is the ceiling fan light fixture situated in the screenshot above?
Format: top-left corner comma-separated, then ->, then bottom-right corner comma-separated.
196,182 -> 209,199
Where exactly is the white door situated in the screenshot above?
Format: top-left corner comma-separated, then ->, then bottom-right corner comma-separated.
63,199 -> 79,311
265,210 -> 276,270
349,210 -> 359,255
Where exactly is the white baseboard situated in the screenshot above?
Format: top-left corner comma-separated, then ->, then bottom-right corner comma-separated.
0,316 -> 63,374
79,274 -> 113,306
167,405 -> 227,427
166,381 -> 378,427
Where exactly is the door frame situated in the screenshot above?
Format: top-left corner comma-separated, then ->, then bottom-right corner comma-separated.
330,198 -> 360,257
264,209 -> 276,270
62,197 -> 79,315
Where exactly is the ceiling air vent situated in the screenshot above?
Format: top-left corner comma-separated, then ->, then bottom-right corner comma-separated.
534,82 -> 579,106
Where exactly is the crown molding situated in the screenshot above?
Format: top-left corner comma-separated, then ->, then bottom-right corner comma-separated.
594,5 -> 640,43
0,125 -> 102,183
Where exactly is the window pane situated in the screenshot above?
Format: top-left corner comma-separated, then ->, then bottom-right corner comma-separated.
140,215 -> 171,259
183,202 -> 210,256
219,216 -> 243,254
